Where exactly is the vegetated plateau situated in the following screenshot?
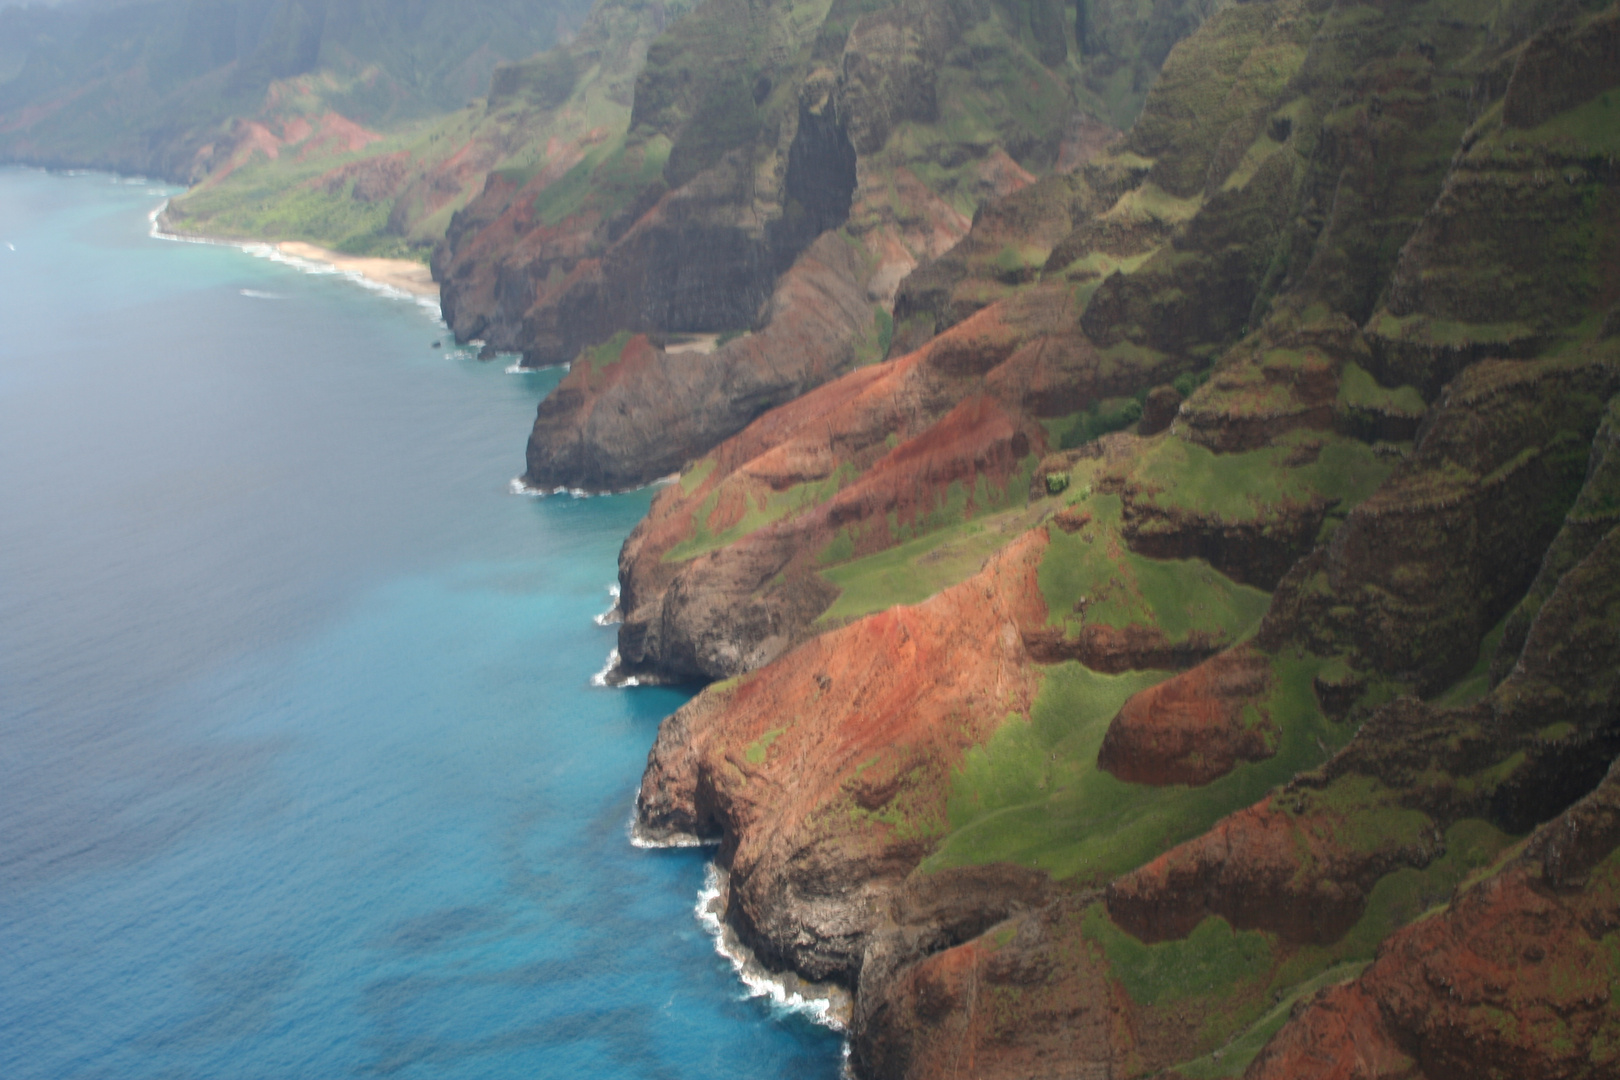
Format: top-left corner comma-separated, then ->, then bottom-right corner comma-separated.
6,0 -> 1620,1074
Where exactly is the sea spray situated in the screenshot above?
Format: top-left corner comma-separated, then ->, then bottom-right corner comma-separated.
591,648 -> 644,687
627,806 -> 716,850
694,864 -> 855,1032
595,584 -> 623,626
511,474 -> 681,499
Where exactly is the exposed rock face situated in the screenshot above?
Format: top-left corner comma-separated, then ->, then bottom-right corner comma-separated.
1500,3 -> 1620,129
1492,395 -> 1620,682
521,232 -> 874,491
434,0 -> 1223,495
852,891 -> 1130,1080
1097,644 -> 1278,787
636,531 -> 1051,981
848,474 -> 1620,1078
1136,384 -> 1182,436
613,295 -> 1081,681
1248,762 -> 1620,1080
621,0 -> 1620,1075
1259,355 -> 1620,696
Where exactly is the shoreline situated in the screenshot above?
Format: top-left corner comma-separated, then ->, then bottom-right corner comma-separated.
151,204 -> 439,301
272,240 -> 439,299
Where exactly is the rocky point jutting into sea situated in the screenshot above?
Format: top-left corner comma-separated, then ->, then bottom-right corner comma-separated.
4,0 -> 1620,1074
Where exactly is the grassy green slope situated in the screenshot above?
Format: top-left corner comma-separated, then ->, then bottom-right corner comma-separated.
161,0 -> 688,257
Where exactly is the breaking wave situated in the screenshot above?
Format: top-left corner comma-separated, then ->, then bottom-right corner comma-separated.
694,864 -> 853,1032
148,199 -> 442,319
594,583 -> 622,626
591,648 -> 643,688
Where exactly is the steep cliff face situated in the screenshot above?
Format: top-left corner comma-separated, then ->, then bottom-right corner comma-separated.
522,232 -> 875,492
630,0 -> 1620,1075
430,0 -> 1220,496
618,0 -> 1473,681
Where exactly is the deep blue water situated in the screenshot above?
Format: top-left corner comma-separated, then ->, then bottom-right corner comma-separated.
0,168 -> 841,1080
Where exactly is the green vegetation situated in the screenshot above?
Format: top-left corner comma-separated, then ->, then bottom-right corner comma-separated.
1365,309 -> 1538,353
1035,491 -> 1272,642
845,759 -> 954,843
1281,774 -> 1433,856
812,452 -> 1042,572
1337,361 -> 1427,416
664,463 -> 863,562
745,727 -> 787,764
1083,906 -> 1274,1007
818,499 -> 1058,624
1043,396 -> 1145,449
1173,369 -> 1211,398
1171,961 -> 1371,1078
679,457 -> 718,495
1089,814 -> 1515,1075
583,330 -> 635,374
664,72 -> 764,187
1127,432 -> 1391,522
161,0 -> 693,256
163,110 -> 481,257
534,134 -> 672,226
925,653 -> 1353,880
1510,88 -> 1620,156
854,306 -> 896,366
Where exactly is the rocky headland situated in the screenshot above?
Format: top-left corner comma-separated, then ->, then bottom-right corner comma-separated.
614,0 -> 1620,1075
9,0 -> 1619,1073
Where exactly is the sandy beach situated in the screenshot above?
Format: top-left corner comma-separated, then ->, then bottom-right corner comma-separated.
275,241 -> 439,299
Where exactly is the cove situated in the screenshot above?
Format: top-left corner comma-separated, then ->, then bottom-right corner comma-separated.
0,168 -> 842,1080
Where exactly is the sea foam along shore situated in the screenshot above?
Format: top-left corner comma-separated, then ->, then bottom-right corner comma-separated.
694,864 -> 855,1031
628,826 -> 855,1060
629,803 -> 855,1030
275,241 -> 438,299
149,201 -> 441,314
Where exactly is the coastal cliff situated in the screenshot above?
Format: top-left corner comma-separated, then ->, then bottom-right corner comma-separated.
10,0 -> 1618,1073
626,0 -> 1620,1075
437,0 -> 1223,492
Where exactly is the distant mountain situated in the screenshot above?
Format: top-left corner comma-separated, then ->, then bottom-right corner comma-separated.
0,0 -> 594,180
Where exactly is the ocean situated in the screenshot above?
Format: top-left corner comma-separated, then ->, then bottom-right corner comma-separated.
0,168 -> 842,1080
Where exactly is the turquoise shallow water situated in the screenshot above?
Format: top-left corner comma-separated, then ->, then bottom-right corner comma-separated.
0,168 -> 841,1080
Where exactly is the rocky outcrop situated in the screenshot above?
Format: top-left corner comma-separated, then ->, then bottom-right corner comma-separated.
614,289 -> 1203,682
1096,644 -> 1278,786
1259,353 -> 1620,696
1492,394 -> 1620,682
635,531 -> 1051,981
1247,761 -> 1620,1080
1365,4 -> 1620,396
435,0 -> 1226,498
621,0 -> 1620,1077
521,232 -> 874,492
847,466 -> 1620,1077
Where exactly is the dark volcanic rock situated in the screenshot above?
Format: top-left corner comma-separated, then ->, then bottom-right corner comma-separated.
1137,384 -> 1182,435
521,232 -> 874,493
